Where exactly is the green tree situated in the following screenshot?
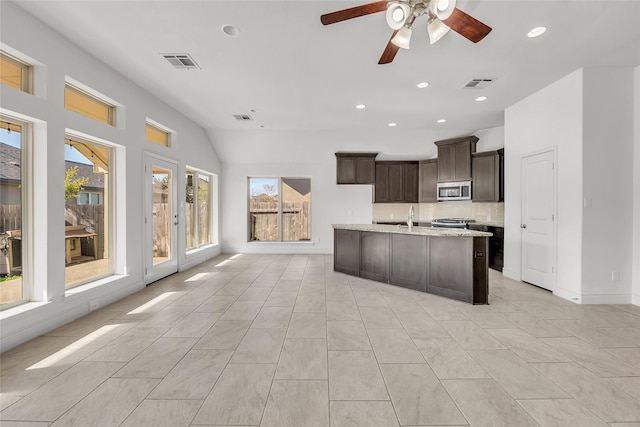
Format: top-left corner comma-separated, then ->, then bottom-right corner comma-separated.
65,166 -> 89,201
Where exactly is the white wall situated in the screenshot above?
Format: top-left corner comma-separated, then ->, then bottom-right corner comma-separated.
504,69 -> 584,301
505,67 -> 638,304
634,66 -> 640,305
581,68 -> 635,303
211,126 -> 504,254
0,2 -> 222,351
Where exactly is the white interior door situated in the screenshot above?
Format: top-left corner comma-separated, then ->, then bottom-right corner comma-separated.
144,155 -> 178,284
521,150 -> 556,291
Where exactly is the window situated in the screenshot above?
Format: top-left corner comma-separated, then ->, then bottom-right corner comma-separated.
64,137 -> 111,289
0,119 -> 26,308
146,122 -> 170,147
78,192 -> 101,205
248,177 -> 311,242
186,170 -> 212,250
64,83 -> 115,125
0,51 -> 32,93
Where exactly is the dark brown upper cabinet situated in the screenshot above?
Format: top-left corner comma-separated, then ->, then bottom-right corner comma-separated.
419,159 -> 438,203
434,136 -> 478,182
374,161 -> 418,203
335,152 -> 378,184
472,149 -> 504,202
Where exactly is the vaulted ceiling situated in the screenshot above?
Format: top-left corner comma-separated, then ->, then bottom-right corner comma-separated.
14,1 -> 640,141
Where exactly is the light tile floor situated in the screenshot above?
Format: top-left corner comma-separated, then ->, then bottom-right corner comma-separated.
1,253 -> 640,426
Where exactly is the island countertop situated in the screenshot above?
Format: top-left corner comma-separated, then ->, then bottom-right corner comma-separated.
332,224 -> 492,237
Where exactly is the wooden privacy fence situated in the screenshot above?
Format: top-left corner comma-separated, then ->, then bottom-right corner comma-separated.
250,201 -> 310,241
185,202 -> 211,248
1,204 -> 105,262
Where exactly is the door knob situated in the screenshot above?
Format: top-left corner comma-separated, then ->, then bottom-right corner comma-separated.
521,224 -> 527,229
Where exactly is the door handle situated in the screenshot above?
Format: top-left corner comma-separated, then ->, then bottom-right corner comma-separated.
521,224 -> 527,229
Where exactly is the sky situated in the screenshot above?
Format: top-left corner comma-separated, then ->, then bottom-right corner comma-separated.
249,177 -> 278,197
0,128 -> 92,164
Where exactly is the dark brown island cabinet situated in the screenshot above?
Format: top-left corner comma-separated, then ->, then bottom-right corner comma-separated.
468,224 -> 504,271
335,152 -> 378,184
333,225 -> 490,304
472,149 -> 504,202
374,161 -> 418,203
435,136 -> 478,182
419,158 -> 438,203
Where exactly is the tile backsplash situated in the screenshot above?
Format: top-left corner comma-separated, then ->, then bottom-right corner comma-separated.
372,202 -> 504,225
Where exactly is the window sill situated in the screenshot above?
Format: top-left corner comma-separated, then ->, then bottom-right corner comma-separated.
64,274 -> 129,299
186,243 -> 219,256
247,241 -> 316,244
0,300 -> 52,321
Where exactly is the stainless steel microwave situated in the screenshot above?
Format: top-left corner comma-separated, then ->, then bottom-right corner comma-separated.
437,181 -> 472,201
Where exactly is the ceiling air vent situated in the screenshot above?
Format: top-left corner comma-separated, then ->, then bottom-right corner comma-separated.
233,114 -> 253,121
162,54 -> 200,70
463,78 -> 495,89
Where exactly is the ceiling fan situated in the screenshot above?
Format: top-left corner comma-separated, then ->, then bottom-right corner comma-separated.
320,0 -> 492,64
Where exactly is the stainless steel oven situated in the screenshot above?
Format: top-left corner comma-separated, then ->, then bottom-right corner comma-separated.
436,181 -> 471,201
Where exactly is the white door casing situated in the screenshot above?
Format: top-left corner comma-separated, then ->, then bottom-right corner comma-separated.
521,149 -> 556,291
144,155 -> 178,284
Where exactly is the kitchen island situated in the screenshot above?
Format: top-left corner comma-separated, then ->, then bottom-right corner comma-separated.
333,224 -> 492,304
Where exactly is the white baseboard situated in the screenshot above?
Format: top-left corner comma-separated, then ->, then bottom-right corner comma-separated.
502,268 -> 519,282
553,287 -> 583,304
581,293 -> 633,305
633,293 -> 640,306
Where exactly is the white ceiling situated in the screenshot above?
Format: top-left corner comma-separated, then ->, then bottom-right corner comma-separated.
14,0 -> 640,140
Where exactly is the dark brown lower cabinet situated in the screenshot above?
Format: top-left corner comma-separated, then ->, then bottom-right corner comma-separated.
333,229 -> 360,275
359,231 -> 389,282
468,224 -> 504,272
390,234 -> 426,292
333,228 -> 488,304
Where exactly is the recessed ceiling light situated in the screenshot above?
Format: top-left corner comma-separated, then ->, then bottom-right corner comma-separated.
527,26 -> 547,38
417,82 -> 430,89
475,96 -> 488,102
356,104 -> 366,109
388,122 -> 397,127
222,25 -> 240,37
437,119 -> 446,123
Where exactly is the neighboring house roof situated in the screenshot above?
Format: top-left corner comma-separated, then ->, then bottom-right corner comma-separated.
0,142 -> 104,190
0,142 -> 21,182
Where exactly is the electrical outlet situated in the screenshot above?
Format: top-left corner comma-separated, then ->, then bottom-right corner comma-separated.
611,271 -> 620,282
390,213 -> 394,219
583,197 -> 592,209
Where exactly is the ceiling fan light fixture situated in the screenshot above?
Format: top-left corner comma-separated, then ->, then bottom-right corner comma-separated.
427,18 -> 450,44
434,0 -> 456,20
386,2 -> 411,30
391,25 -> 412,49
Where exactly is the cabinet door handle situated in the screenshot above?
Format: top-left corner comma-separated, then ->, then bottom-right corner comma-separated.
520,224 -> 527,229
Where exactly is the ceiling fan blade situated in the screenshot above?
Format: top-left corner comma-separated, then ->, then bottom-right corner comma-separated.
321,1 -> 388,25
441,8 -> 492,43
378,30 -> 400,64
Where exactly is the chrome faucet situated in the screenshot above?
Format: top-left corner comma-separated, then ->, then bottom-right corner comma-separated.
407,204 -> 414,231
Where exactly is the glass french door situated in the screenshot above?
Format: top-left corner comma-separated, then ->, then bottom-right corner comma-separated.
144,155 -> 178,283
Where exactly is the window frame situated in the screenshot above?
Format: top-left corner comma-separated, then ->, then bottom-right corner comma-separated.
63,134 -> 115,290
0,51 -> 32,93
247,176 -> 312,243
0,116 -> 32,310
185,167 -> 214,252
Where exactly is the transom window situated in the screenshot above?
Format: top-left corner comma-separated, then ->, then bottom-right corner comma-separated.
0,51 -> 32,93
248,177 -> 311,242
146,122 -> 170,147
64,83 -> 115,126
